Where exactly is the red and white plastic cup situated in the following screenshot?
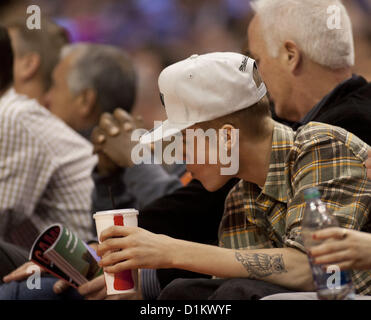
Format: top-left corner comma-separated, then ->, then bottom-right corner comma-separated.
93,209 -> 139,295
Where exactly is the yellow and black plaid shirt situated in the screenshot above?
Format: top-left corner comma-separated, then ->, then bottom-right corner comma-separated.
219,121 -> 371,295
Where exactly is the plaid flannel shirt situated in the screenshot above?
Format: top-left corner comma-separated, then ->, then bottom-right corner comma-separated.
219,121 -> 371,295
0,88 -> 97,250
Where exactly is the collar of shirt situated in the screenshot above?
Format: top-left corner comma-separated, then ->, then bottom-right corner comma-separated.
293,74 -> 367,130
258,121 -> 294,204
229,122 -> 294,237
0,87 -> 20,105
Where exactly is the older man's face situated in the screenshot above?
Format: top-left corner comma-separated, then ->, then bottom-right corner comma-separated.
44,53 -> 82,131
247,16 -> 293,121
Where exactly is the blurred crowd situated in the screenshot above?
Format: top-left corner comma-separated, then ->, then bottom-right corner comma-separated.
0,0 -> 369,129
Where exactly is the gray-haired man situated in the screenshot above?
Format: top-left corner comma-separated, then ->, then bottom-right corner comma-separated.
247,0 -> 371,145
44,43 -> 183,211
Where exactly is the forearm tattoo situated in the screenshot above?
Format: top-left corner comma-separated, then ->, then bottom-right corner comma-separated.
235,251 -> 288,279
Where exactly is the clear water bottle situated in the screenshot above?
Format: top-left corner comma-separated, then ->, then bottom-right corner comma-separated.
302,187 -> 356,300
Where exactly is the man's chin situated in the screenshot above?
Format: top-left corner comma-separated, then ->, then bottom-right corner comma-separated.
199,178 -> 229,192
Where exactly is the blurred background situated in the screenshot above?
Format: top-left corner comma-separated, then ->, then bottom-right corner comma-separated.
0,0 -> 370,128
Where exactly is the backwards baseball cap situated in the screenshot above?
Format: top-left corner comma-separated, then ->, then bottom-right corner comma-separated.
140,52 -> 267,144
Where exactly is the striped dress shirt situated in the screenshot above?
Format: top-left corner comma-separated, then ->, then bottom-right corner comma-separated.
0,88 -> 97,250
219,121 -> 371,294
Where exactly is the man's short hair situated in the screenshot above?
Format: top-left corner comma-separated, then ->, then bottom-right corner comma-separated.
61,43 -> 137,114
0,25 -> 13,92
6,18 -> 69,90
251,0 -> 355,69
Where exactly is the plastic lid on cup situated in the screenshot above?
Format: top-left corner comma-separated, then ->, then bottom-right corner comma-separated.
93,209 -> 138,219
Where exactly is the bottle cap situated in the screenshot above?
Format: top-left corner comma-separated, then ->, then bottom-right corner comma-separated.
304,187 -> 321,201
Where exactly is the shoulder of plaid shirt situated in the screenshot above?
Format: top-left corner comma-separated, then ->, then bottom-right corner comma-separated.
216,120 -> 371,294
0,88 -> 97,250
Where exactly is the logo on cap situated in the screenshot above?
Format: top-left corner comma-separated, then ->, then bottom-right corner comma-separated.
239,57 -> 248,72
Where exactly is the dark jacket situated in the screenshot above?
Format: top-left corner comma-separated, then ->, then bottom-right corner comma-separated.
277,75 -> 371,145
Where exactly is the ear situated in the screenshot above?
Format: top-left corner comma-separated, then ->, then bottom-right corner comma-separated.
76,88 -> 97,118
220,124 -> 238,154
283,40 -> 302,75
19,53 -> 41,81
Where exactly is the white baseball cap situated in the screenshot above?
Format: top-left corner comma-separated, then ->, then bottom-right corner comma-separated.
140,52 -> 267,144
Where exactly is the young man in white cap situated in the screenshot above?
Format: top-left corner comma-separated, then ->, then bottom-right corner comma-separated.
97,52 -> 371,299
